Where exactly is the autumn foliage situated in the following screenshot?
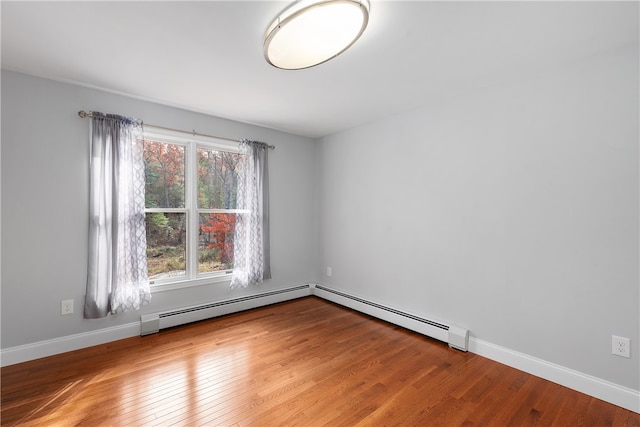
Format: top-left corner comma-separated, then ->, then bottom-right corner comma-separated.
143,141 -> 185,208
200,213 -> 236,265
143,139 -> 242,277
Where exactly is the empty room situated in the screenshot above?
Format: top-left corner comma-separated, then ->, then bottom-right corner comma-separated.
1,1 -> 639,425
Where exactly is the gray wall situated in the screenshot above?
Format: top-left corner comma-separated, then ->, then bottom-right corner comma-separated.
316,46 -> 639,390
1,70 -> 318,348
2,44 -> 638,393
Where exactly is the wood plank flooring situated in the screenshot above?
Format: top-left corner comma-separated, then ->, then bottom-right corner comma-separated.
2,297 -> 639,426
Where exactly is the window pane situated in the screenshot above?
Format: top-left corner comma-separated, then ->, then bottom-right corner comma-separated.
197,148 -> 242,209
144,140 -> 185,208
146,212 -> 186,279
199,213 -> 236,273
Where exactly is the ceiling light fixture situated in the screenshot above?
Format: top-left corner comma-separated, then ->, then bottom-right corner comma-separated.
264,0 -> 370,70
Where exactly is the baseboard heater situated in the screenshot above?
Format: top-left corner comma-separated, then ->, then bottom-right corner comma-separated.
140,284 -> 311,335
312,284 -> 469,351
139,283 -> 469,352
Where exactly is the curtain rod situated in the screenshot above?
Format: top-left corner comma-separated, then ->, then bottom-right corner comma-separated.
77,110 -> 275,150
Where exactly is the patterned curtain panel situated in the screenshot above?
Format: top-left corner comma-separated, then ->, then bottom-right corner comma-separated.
230,140 -> 271,288
84,112 -> 151,318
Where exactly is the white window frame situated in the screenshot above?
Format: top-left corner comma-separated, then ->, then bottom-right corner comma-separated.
143,130 -> 244,292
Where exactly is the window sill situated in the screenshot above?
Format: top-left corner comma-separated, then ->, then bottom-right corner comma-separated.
150,273 -> 232,292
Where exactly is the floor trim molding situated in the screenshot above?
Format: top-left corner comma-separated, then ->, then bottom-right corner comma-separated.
469,337 -> 640,413
2,284 -> 314,367
2,286 -> 637,413
1,322 -> 140,367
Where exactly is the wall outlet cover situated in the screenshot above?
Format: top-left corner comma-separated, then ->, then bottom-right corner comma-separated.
612,335 -> 630,358
61,299 -> 74,315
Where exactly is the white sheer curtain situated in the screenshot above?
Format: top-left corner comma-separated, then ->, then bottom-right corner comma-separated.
84,112 -> 151,318
230,140 -> 271,288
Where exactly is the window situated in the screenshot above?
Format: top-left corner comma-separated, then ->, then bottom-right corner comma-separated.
143,132 -> 244,289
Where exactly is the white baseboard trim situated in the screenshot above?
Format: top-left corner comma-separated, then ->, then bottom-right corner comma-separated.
1,284 -> 314,367
309,283 -> 639,412
469,337 -> 640,413
1,322 -> 140,367
2,285 -> 638,414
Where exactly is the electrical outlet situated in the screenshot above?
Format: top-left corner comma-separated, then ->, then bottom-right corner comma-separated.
612,335 -> 630,358
327,266 -> 332,277
61,299 -> 74,316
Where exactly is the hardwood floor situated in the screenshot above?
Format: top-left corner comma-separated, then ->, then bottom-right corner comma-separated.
2,297 -> 639,426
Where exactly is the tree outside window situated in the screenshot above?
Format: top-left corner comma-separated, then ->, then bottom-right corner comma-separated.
143,137 -> 243,283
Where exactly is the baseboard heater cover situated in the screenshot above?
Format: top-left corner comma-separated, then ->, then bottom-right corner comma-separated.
311,284 -> 469,351
140,284 -> 311,335
140,283 -> 469,352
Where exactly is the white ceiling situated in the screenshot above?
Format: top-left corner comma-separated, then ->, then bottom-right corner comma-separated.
2,1 -> 638,138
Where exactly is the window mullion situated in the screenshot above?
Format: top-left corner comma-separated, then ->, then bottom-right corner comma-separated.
198,208 -> 249,214
144,208 -> 187,214
186,141 -> 199,279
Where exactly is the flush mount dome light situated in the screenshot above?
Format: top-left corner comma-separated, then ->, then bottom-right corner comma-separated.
264,0 -> 370,70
